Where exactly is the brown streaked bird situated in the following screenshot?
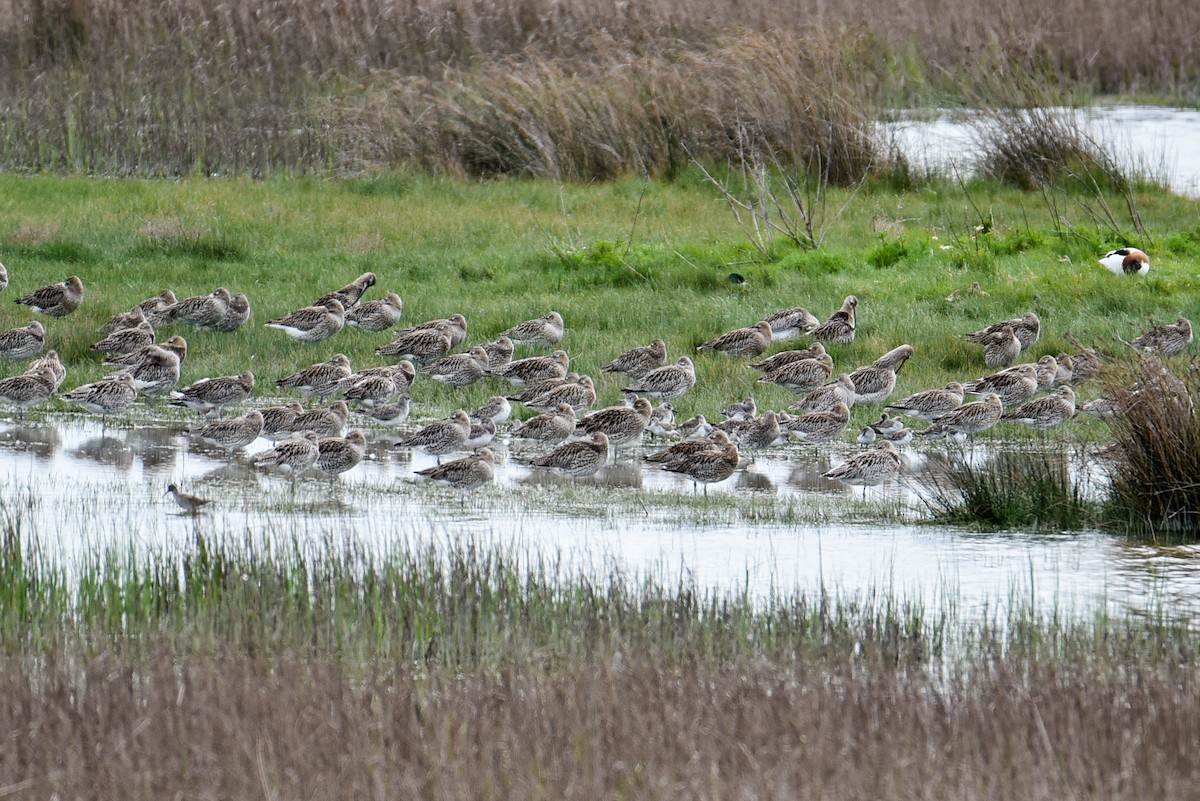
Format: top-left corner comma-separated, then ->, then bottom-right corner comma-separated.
1123,317 -> 1194,356
342,371 -> 403,409
763,307 -> 820,341
424,346 -> 490,388
785,401 -> 851,444
811,295 -> 857,346
750,342 -> 827,373
356,397 -> 411,428
975,324 -> 1021,368
259,401 -> 306,440
697,321 -> 773,357
0,367 -> 57,419
165,483 -> 211,515
489,350 -> 570,387
375,327 -> 454,365
480,336 -> 515,370
315,430 -> 368,478
25,349 -> 67,391
601,338 -> 667,379
15,275 -> 83,317
663,438 -> 740,495
503,311 -> 565,347
1000,385 -> 1077,430
265,298 -> 344,343
113,348 -> 181,400
210,292 -> 251,332
288,400 -> 350,439
59,373 -> 138,423
822,440 -> 901,491
149,287 -> 231,329
577,397 -> 653,451
134,289 -> 178,317
963,364 -> 1039,407
676,414 -> 714,440
277,353 -> 353,401
524,375 -> 596,414
313,271 -> 377,310
999,355 -> 1058,391
101,304 -> 149,334
846,344 -> 913,405
721,397 -> 756,422
169,371 -> 255,416
927,393 -> 1004,437
400,314 -> 469,348
0,321 -> 46,361
469,396 -> 513,426
345,292 -> 403,331
966,311 -> 1040,351
511,403 -> 577,445
885,382 -> 964,422
622,357 -> 696,400
646,430 -> 733,467
757,353 -> 834,393
104,335 -> 188,370
790,374 -> 856,414
397,410 -> 472,462
530,431 -> 609,480
416,447 -> 496,496
192,409 -> 265,455
254,431 -> 321,484
91,320 -> 155,355
340,362 -> 415,398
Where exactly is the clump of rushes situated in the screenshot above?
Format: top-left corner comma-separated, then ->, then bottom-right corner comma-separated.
921,449 -> 1093,531
1099,357 -> 1200,535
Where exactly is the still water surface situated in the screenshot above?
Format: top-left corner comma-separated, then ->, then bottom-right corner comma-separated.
4,412 -> 1199,622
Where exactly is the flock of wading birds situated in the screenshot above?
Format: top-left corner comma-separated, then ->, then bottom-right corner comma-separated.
0,246 -> 1191,512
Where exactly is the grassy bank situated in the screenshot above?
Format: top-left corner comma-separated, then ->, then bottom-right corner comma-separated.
2,530 -> 1199,798
0,172 -> 1195,430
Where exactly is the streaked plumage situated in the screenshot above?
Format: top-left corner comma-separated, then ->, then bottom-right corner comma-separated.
192,410 -> 265,453
503,311 -> 565,347
264,298 -> 344,342
963,364 -> 1039,407
259,401 -> 306,440
847,344 -> 913,405
0,367 -> 57,415
470,396 -> 513,425
664,439 -> 740,493
738,410 -> 784,455
757,354 -> 834,392
424,346 -> 489,387
400,314 -> 468,348
340,362 -> 415,397
999,355 -> 1059,391
15,275 -> 83,317
0,321 -> 46,361
1124,317 -> 1193,356
103,335 -> 187,369
823,440 -> 901,487
210,292 -> 251,332
1099,247 -> 1150,277
416,447 -> 496,492
345,292 -> 403,331
721,397 -> 757,422
59,373 -> 138,418
480,336 -> 515,370
316,430 -> 368,476
885,382 -> 964,422
531,432 -> 609,478
966,311 -> 1040,351
507,373 -> 579,404
927,393 -> 1004,436
356,398 -> 411,428
314,272 -> 377,310
789,374 -> 856,414
1000,386 -> 1077,429
646,430 -> 732,466
101,304 -> 149,334
622,357 -> 696,400
676,414 -> 714,440
254,431 -> 321,475
342,372 -> 402,409
763,307 -> 820,341
577,397 -> 653,449
165,483 -> 210,515
397,410 -> 472,458
150,287 -> 231,328
511,403 -> 577,444
169,371 -> 255,416
1068,348 -> 1101,384
134,289 -> 177,317
975,324 -> 1021,368
115,348 -> 181,399
697,321 -> 773,357
288,400 -> 350,439
490,350 -> 570,387
91,320 -> 155,355
375,327 -> 454,365
463,418 -> 497,450
785,401 -> 851,443
525,375 -> 596,414
601,338 -> 667,378
811,295 -> 857,345
25,350 -> 66,391
277,354 -> 353,400
750,342 -> 827,373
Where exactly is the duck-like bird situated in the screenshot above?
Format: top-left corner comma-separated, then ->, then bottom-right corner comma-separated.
1099,247 -> 1150,277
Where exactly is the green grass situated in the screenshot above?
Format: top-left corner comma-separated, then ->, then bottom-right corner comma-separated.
0,171 -> 1196,438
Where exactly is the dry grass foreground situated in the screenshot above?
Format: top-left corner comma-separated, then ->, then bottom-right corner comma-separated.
3,652 -> 1197,799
